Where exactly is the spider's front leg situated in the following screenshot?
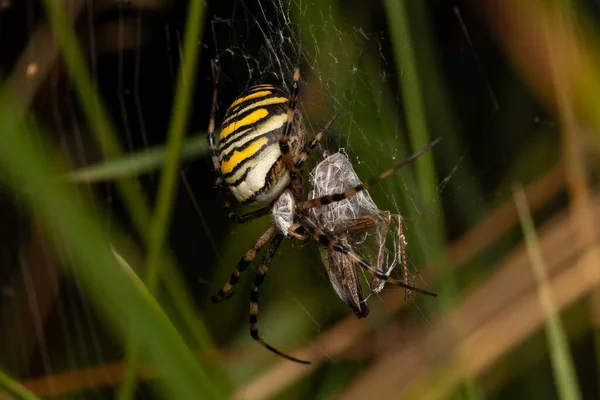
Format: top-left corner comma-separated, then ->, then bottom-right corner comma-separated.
294,115 -> 336,171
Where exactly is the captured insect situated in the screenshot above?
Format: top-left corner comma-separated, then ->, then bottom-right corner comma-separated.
206,53 -> 441,364
307,151 -> 414,319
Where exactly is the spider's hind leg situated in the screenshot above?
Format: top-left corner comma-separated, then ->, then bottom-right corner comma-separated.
211,226 -> 277,303
249,233 -> 310,364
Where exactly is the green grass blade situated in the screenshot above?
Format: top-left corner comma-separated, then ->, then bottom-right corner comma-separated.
66,133 -> 208,183
0,99 -> 222,399
383,1 -> 477,398
408,2 -> 486,226
513,185 -> 582,400
39,2 -> 227,390
146,0 -> 205,290
0,369 -> 40,400
383,0 -> 437,205
382,0 -> 454,292
383,0 -> 450,268
119,0 -> 206,397
39,0 -> 154,255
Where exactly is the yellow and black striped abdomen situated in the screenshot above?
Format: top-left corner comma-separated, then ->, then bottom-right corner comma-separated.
218,84 -> 305,205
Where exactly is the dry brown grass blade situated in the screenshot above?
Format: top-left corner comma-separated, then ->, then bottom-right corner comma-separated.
339,194 -> 600,399
448,162 -> 563,266
21,346 -> 233,398
545,0 -> 600,338
397,245 -> 600,400
22,359 -> 158,397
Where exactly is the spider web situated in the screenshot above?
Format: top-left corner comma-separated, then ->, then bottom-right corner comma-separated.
205,0 -> 443,363
0,0 -> 506,398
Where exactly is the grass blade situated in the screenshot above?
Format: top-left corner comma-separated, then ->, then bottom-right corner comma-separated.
0,368 -> 40,400
118,0 -> 207,398
39,2 -> 227,390
383,1 -> 477,398
0,98 -> 222,399
513,185 -> 582,400
66,133 -> 208,183
383,0 -> 437,207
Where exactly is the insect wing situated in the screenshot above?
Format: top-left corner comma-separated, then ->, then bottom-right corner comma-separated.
319,240 -> 369,318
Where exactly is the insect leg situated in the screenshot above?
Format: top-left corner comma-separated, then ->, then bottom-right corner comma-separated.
301,217 -> 436,297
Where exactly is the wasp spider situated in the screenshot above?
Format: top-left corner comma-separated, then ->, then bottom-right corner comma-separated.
308,151 -> 414,319
207,59 -> 441,364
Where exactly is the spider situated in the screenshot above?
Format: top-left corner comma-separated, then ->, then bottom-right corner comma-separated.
206,57 -> 441,364
308,151 -> 415,319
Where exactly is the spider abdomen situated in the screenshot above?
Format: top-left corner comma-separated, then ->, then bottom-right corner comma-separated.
218,84 -> 305,205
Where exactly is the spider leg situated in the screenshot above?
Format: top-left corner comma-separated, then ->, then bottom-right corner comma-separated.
391,214 -> 413,301
332,215 -> 379,233
301,217 -> 436,297
223,201 -> 271,224
207,60 -> 223,186
330,214 -> 411,297
369,213 -> 413,299
212,226 -> 277,303
279,45 -> 303,198
249,233 -> 310,364
296,137 -> 442,213
372,212 -> 392,293
294,114 -> 336,170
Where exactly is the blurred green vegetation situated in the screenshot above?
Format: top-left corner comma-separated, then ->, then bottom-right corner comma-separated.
0,0 -> 599,399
